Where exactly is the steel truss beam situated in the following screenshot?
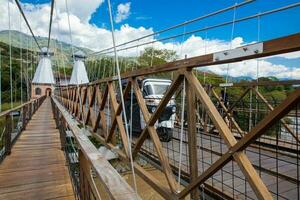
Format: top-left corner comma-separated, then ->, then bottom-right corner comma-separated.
57,33 -> 300,200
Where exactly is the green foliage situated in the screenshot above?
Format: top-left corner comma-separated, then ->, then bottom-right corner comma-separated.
0,41 -> 36,104
88,136 -> 102,148
85,47 -> 178,82
0,30 -> 295,145
138,47 -> 177,67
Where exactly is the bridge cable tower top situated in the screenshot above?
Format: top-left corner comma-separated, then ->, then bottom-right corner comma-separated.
69,50 -> 89,85
32,47 -> 55,85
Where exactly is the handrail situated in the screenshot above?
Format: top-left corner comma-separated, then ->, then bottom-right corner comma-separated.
51,97 -> 141,200
0,96 -> 46,162
57,33 -> 300,199
0,96 -> 45,118
61,33 -> 300,90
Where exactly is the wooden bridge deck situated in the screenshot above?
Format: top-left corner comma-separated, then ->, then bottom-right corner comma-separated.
0,98 -> 75,200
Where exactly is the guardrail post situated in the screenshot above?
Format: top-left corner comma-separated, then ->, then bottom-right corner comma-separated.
79,150 -> 87,200
55,108 -> 60,129
33,100 -> 37,114
186,79 -> 199,199
5,114 -> 12,155
28,102 -> 32,120
60,122 -> 66,151
22,105 -> 27,131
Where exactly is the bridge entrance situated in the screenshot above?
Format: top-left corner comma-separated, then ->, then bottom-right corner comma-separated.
46,88 -> 52,96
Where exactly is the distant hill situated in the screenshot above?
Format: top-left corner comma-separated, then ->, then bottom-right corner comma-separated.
0,30 -> 93,68
0,30 -> 93,54
229,76 -> 253,82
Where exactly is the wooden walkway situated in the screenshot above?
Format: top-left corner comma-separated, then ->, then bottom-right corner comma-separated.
0,98 -> 75,200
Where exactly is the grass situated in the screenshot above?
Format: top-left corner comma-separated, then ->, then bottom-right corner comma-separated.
1,101 -> 22,112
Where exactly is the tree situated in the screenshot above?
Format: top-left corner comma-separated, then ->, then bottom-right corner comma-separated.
138,47 -> 177,68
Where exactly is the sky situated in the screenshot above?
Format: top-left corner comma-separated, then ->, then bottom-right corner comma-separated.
0,0 -> 300,79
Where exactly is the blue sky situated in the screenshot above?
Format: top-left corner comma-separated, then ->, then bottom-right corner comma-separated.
20,0 -> 300,42
6,0 -> 300,79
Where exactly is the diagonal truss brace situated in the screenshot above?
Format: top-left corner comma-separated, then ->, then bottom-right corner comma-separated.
182,71 -> 273,200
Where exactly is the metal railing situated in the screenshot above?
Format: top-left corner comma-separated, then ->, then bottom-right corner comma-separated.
51,97 -> 140,200
56,33 -> 300,199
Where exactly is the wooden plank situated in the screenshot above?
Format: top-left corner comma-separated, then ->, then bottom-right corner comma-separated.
0,98 -> 75,200
84,85 -> 96,125
186,80 -> 199,199
107,83 -> 130,156
93,86 -> 108,134
52,97 -> 141,200
183,71 -> 273,200
91,132 -> 177,200
106,82 -> 131,143
179,79 -> 300,199
132,74 -> 183,157
79,150 -> 101,200
131,79 -> 179,193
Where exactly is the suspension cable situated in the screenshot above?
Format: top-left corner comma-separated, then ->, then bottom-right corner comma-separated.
95,2 -> 300,56
19,12 -> 23,104
52,30 -> 63,98
65,0 -> 85,127
177,24 -> 187,191
30,37 -> 33,80
8,0 -> 13,109
26,30 -> 29,100
107,0 -> 138,196
256,15 -> 261,83
224,3 -> 237,99
91,0 -> 254,56
47,0 -> 55,55
0,49 -> 1,112
203,30 -> 208,84
14,0 -> 42,51
65,0 -> 75,62
178,78 -> 186,191
55,1 -> 70,105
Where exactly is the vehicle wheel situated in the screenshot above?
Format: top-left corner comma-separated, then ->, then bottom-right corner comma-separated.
159,128 -> 173,142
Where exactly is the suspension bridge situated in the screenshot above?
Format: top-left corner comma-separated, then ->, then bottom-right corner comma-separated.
0,0 -> 300,200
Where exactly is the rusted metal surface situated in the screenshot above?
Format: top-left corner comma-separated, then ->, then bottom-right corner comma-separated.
56,33 -> 300,200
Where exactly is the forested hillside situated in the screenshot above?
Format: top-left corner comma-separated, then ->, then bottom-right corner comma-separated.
0,41 -> 36,105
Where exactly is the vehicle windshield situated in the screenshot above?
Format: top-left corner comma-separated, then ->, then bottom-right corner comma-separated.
144,83 -> 170,96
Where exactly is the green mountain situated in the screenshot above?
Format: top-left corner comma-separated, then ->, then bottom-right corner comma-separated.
0,40 -> 36,104
0,30 -> 94,69
0,30 -> 93,54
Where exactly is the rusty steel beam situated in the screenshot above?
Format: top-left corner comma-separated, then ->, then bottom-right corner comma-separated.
89,33 -> 300,85
183,71 -> 273,200
178,87 -> 300,199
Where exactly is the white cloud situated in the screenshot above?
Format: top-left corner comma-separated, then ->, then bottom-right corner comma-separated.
148,35 -> 300,80
115,2 -> 131,23
203,60 -> 300,80
55,0 -> 104,22
0,0 -> 152,52
0,0 -> 298,80
272,51 -> 300,59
